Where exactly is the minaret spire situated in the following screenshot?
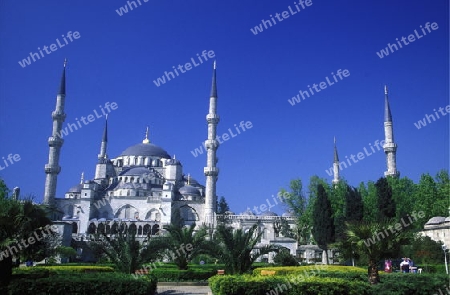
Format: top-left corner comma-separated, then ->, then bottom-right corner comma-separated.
210,60 -> 217,98
383,86 -> 399,177
204,61 -> 220,226
332,137 -> 340,185
98,115 -> 108,162
44,60 -> 68,205
143,126 -> 150,144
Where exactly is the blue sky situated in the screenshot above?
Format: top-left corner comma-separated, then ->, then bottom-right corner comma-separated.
0,0 -> 448,215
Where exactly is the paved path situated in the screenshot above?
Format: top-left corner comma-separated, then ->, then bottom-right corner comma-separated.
156,285 -> 212,295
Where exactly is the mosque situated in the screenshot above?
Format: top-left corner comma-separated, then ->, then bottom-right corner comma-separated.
44,61 -> 298,261
44,59 -> 432,264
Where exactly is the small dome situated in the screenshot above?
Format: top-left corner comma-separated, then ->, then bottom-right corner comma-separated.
425,216 -> 446,225
68,184 -> 82,193
240,209 -> 255,216
121,143 -> 170,158
261,211 -> 278,217
224,211 -> 235,215
179,185 -> 201,196
166,158 -> 181,165
282,212 -> 295,217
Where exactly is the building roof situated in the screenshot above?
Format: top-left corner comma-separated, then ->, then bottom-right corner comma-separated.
120,143 -> 170,158
179,185 -> 201,196
261,211 -> 278,217
425,216 -> 447,225
68,183 -> 82,193
119,167 -> 151,176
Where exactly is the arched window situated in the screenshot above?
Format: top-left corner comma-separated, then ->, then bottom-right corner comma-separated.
151,224 -> 160,235
72,222 -> 78,234
129,224 -> 137,235
98,223 -> 105,234
180,206 -> 198,221
111,223 -> 118,234
87,223 -> 96,234
143,224 -> 151,235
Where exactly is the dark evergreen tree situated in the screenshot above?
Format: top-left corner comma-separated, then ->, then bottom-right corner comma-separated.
312,184 -> 335,263
375,177 -> 396,221
216,196 -> 230,214
345,186 -> 364,223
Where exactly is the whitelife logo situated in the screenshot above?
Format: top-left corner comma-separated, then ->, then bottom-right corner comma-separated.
55,102 -> 118,139
376,22 -> 439,59
18,31 -> 81,68
250,0 -> 313,35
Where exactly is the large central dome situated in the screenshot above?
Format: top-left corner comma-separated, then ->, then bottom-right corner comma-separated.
120,143 -> 170,158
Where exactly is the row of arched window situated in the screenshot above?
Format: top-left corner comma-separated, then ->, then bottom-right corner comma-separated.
114,157 -> 163,167
87,222 -> 160,236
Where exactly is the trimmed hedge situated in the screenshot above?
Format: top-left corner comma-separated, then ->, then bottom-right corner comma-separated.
253,265 -> 366,276
209,275 -> 370,295
6,272 -> 157,295
212,266 -> 449,295
14,265 -> 114,275
151,268 -> 218,282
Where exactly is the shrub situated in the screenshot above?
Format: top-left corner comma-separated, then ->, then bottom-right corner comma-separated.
6,272 -> 157,295
273,249 -> 298,266
151,268 -> 217,282
22,265 -> 115,274
209,274 -> 370,295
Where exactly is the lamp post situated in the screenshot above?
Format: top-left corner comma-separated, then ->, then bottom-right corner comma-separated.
443,245 -> 448,275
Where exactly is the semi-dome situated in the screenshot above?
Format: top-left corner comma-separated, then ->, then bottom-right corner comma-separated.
68,183 -> 83,193
179,185 -> 201,196
120,143 -> 170,158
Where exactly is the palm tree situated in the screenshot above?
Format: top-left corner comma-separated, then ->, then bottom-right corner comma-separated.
162,222 -> 216,270
346,220 -> 408,284
89,224 -> 168,274
213,223 -> 279,275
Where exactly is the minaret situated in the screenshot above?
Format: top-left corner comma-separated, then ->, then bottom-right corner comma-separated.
44,60 -> 67,205
383,86 -> 399,177
203,61 -> 220,226
99,115 -> 108,161
332,137 -> 340,185
94,117 -> 109,181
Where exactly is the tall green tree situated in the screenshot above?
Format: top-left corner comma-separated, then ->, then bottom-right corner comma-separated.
413,173 -> 442,228
387,176 -> 416,221
216,196 -> 230,214
345,186 -> 364,223
360,181 -> 378,223
279,178 -> 309,244
0,186 -> 53,285
375,177 -> 396,221
312,184 -> 335,264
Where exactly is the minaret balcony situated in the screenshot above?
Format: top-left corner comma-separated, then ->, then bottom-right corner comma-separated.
52,111 -> 66,121
204,139 -> 219,149
45,164 -> 61,174
206,114 -> 220,124
382,142 -> 397,152
204,167 -> 219,176
48,136 -> 64,147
